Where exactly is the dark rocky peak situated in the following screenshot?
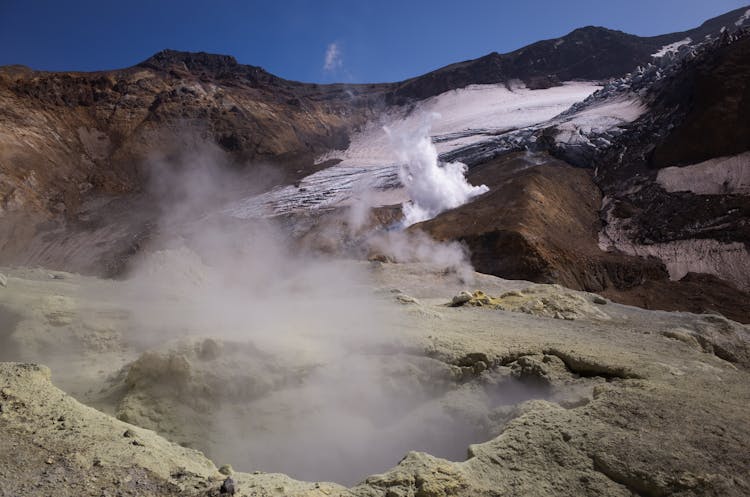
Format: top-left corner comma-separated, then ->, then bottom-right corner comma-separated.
505,26 -> 666,79
139,49 -> 241,72
137,49 -> 282,86
631,30 -> 750,169
388,26 -> 669,102
536,25 -> 750,179
534,30 -> 750,267
681,4 -> 750,40
564,25 -> 634,40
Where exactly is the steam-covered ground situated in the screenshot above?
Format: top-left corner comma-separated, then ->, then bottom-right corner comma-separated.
1,68 -> 749,496
0,246 -> 594,486
1,259 -> 749,496
0,122 -> 748,488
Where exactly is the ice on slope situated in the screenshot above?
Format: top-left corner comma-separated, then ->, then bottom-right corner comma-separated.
656,152 -> 750,195
227,82 -> 600,218
320,82 -> 602,164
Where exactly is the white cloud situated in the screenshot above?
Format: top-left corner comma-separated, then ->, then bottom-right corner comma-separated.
323,42 -> 342,71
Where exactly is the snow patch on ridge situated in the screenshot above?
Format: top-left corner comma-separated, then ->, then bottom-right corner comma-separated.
554,96 -> 647,146
736,8 -> 750,27
319,82 -> 601,164
652,37 -> 692,58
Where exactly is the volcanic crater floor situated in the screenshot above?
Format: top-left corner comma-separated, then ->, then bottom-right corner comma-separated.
1,261 -> 749,496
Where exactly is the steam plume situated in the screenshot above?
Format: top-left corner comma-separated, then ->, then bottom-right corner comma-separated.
386,117 -> 488,226
83,142 -> 509,486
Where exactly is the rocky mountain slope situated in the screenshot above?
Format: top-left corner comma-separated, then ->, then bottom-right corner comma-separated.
592,32 -> 750,308
417,15 -> 750,322
1,6 -> 749,318
0,51 -> 388,274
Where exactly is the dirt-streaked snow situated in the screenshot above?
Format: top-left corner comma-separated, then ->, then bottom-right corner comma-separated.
656,152 -> 750,195
324,82 -> 601,163
599,196 -> 750,291
554,96 -> 647,146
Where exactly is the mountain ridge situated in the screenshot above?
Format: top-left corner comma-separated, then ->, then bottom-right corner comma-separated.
4,6 -> 748,87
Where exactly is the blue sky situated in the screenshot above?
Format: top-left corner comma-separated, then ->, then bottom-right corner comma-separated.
0,1 -> 748,83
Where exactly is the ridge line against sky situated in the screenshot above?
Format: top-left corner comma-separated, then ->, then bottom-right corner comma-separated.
0,0 -> 748,83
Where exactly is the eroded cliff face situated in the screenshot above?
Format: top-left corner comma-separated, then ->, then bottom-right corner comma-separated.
0,51 -> 393,276
411,29 -> 750,322
589,33 -> 750,299
414,152 -> 750,324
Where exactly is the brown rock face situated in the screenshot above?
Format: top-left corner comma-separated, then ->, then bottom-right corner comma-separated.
0,51 -> 392,274
0,50 -> 389,220
602,273 -> 750,326
416,153 -> 665,292
416,153 -> 750,323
